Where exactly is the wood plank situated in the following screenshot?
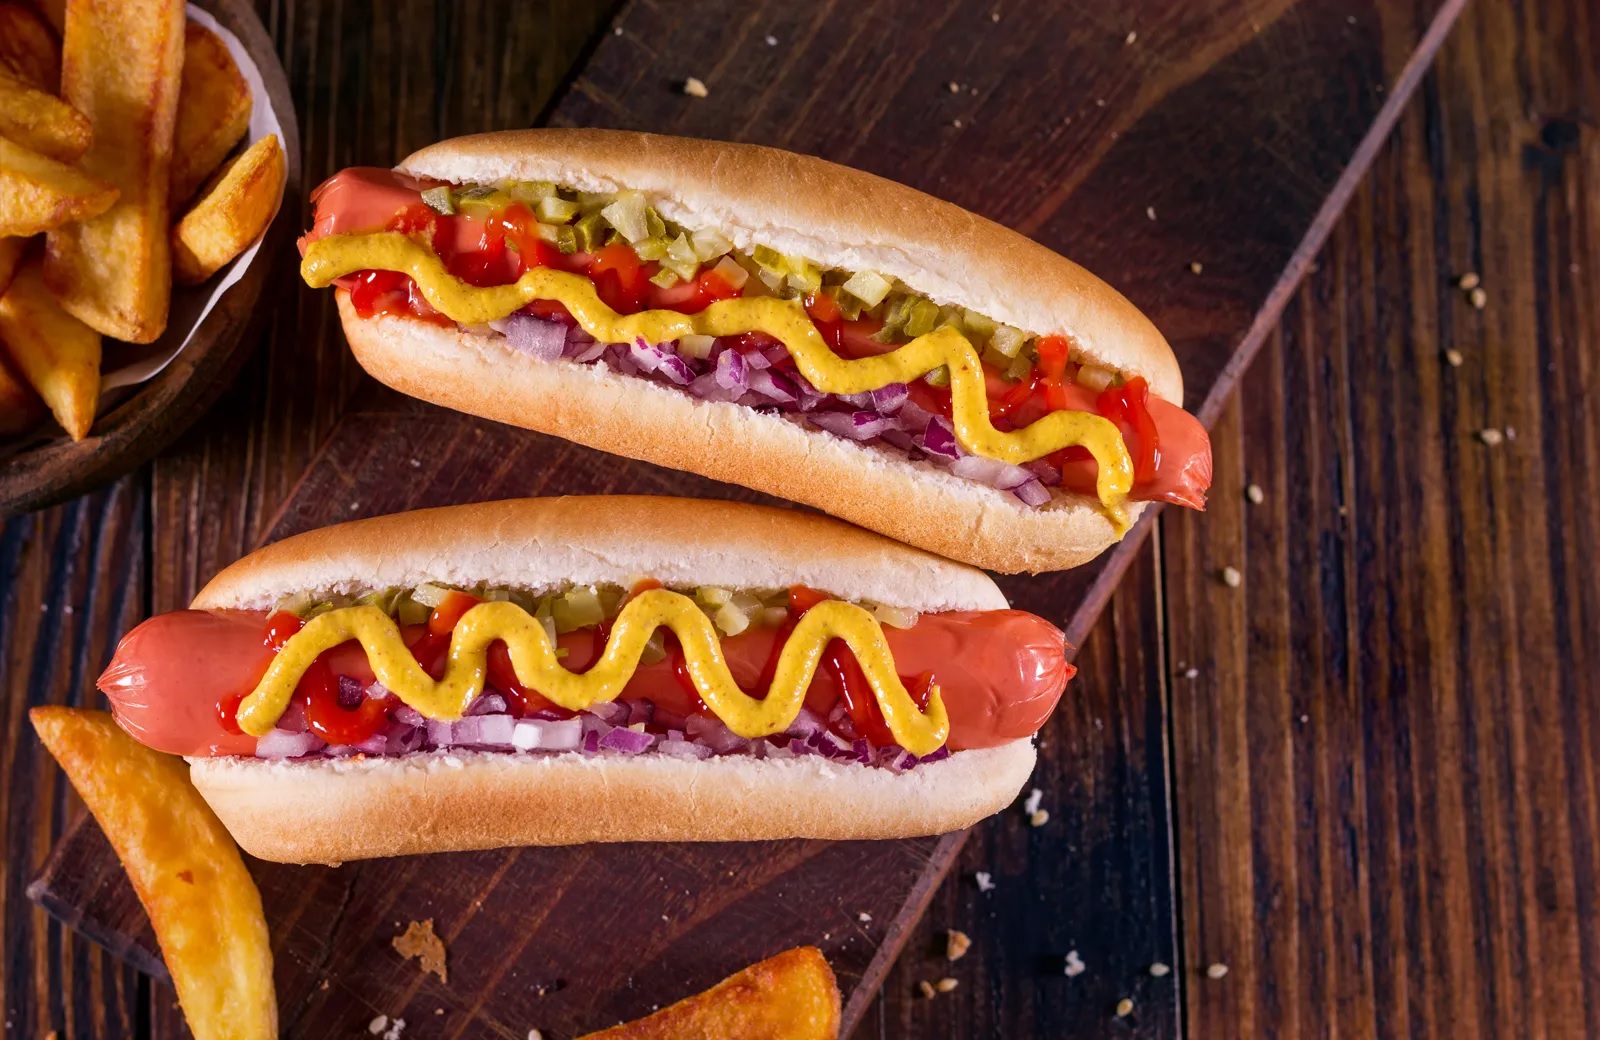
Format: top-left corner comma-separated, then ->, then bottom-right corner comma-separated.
1166,0 -> 1600,1034
18,0 -> 1462,1037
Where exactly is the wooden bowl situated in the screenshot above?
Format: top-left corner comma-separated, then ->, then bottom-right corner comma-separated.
0,0 -> 300,517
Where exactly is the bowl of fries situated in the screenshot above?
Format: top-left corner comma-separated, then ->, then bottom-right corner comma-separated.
0,0 -> 299,515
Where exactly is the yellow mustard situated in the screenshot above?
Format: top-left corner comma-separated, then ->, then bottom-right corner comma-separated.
301,232 -> 1135,515
237,590 -> 950,757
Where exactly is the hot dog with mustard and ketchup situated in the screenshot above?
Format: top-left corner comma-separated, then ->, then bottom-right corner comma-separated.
98,497 -> 1070,863
296,130 -> 1212,574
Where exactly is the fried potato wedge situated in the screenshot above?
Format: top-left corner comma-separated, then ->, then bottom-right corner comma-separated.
0,347 -> 44,436
577,947 -> 841,1040
0,2 -> 60,89
0,260 -> 99,438
0,69 -> 91,162
172,133 -> 283,285
30,707 -> 277,1040
169,22 -> 251,208
0,234 -> 23,295
0,136 -> 115,237
43,0 -> 184,343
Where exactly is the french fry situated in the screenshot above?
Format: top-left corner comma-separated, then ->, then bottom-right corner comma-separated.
577,947 -> 841,1040
169,22 -> 251,208
30,707 -> 277,1040
0,234 -> 23,295
0,2 -> 61,89
0,348 -> 44,436
0,136 -> 115,237
172,133 -> 283,285
0,260 -> 99,438
42,0 -> 184,344
0,69 -> 91,162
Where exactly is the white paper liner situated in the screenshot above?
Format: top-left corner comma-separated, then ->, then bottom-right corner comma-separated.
99,4 -> 288,391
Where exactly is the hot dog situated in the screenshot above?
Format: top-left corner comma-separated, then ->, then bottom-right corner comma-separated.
296,130 -> 1212,574
97,497 -> 1071,863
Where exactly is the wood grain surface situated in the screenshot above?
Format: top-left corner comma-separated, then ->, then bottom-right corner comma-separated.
15,0 -> 1598,1038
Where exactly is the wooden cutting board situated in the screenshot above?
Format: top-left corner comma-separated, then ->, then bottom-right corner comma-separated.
27,1 -> 1461,1036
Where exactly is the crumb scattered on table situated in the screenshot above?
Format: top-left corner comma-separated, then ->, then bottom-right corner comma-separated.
1246,483 -> 1265,505
946,929 -> 971,961
1029,809 -> 1050,827
947,81 -> 961,93
1444,348 -> 1464,367
1220,566 -> 1242,588
1116,998 -> 1134,1017
1457,271 -> 1481,290
1189,261 -> 1203,274
974,871 -> 995,892
936,977 -> 959,993
394,919 -> 448,983
1125,30 -> 1138,44
919,980 -> 937,999
1064,950 -> 1086,976
764,34 -> 777,46
1478,428 -> 1505,446
1146,206 -> 1157,221
1206,962 -> 1230,979
682,77 -> 709,98
369,1015 -> 388,1035
1149,962 -> 1171,977
1469,286 -> 1488,309
858,912 -> 872,923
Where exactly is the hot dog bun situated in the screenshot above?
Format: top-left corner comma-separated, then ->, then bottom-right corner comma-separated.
185,497 -> 1038,862
189,740 -> 1037,863
330,129 -> 1178,573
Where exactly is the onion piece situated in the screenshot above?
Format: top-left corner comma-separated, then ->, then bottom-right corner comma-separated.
869,383 -> 909,413
950,454 -> 1034,489
254,729 -> 323,759
598,727 -> 656,754
451,715 -> 517,748
920,415 -> 961,459
714,347 -> 748,391
490,314 -> 567,361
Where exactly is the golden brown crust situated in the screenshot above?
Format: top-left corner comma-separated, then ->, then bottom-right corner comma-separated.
339,297 -> 1142,573
193,492 -> 1008,613
188,740 -> 1037,863
397,129 -> 1184,403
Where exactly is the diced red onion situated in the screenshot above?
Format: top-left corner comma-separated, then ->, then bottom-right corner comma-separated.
491,314 -> 568,361
587,701 -> 630,726
685,713 -> 749,754
897,400 -> 934,433
743,348 -> 772,370
254,729 -> 323,759
392,705 -> 427,727
657,739 -> 713,760
879,429 -> 917,453
762,345 -> 789,367
466,692 -> 508,716
629,340 -> 694,385
784,707 -> 827,739
920,415 -> 961,459
627,700 -> 656,726
714,347 -> 747,391
807,410 -> 893,441
425,719 -> 454,746
276,699 -> 309,733
746,368 -> 798,404
950,454 -> 1035,489
1025,458 -> 1063,486
689,371 -> 738,402
451,714 -> 517,747
512,717 -> 582,751
869,383 -> 909,413
1013,477 -> 1053,507
349,732 -> 389,755
598,727 -> 656,754
336,675 -> 363,709
568,340 -> 607,363
837,392 -> 873,408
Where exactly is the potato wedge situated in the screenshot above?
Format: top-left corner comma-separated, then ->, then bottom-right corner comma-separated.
0,234 -> 23,295
577,947 -> 841,1040
31,707 -> 277,1040
169,22 -> 251,208
0,136 -> 115,236
0,69 -> 91,162
172,133 -> 283,285
0,2 -> 60,89
43,0 -> 184,344
0,259 -> 99,438
0,348 -> 44,436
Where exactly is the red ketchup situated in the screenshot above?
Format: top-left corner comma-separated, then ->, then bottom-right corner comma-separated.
98,606 -> 1073,757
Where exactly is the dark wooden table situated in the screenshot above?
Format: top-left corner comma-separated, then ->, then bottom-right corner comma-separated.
5,0 -> 1598,1037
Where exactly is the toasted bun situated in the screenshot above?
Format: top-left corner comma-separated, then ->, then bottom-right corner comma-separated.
398,130 -> 1181,401
193,495 -> 1006,612
339,299 -> 1145,574
189,740 -> 1037,863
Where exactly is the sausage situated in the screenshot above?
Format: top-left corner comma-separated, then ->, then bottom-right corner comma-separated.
99,607 -> 1071,756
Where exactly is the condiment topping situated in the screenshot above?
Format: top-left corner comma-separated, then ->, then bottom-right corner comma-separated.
300,232 -> 1136,519
238,589 -> 951,756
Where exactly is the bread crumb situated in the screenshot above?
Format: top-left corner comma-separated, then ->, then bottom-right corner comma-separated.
1206,962 -> 1230,979
1189,261 -> 1203,274
383,1020 -> 406,1040
528,1031 -> 544,1040
1220,566 -> 1242,588
858,912 -> 872,923
1444,348 -> 1464,367
1184,667 -> 1199,679
1029,809 -> 1050,827
1457,271 -> 1480,290
947,81 -> 961,93
612,25 -> 622,35
1246,483 -> 1265,505
393,920 -> 448,983
682,77 -> 709,98
1146,206 -> 1157,221
990,10 -> 1001,21
1023,788 -> 1043,815
369,1015 -> 388,1035
919,980 -> 937,999
1149,962 -> 1171,977
936,977 -> 959,993
952,118 -> 964,128
1116,998 -> 1134,1017
1478,428 -> 1505,446
1469,286 -> 1488,309
1125,30 -> 1137,44
1064,950 -> 1086,976
974,871 -> 995,892
946,929 -> 971,961
764,34 -> 777,46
